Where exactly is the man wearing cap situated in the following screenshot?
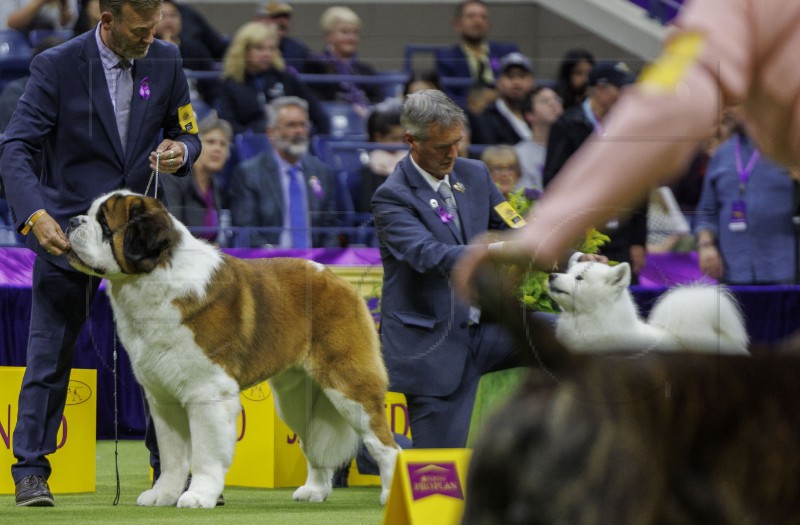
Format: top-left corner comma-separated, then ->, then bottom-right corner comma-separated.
542,60 -> 648,282
472,52 -> 535,145
255,1 -> 311,73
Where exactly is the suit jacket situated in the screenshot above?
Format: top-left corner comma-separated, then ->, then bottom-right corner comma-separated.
434,41 -> 519,107
280,37 -> 312,74
473,101 -> 525,145
542,104 -> 647,268
372,155 -> 507,397
217,70 -> 331,135
303,53 -> 385,104
0,31 -> 201,269
227,149 -> 338,248
161,172 -> 223,234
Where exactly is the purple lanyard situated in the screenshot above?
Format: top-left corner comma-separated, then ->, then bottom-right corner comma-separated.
734,136 -> 760,194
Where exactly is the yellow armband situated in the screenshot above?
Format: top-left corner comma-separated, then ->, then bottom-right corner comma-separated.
20,209 -> 46,235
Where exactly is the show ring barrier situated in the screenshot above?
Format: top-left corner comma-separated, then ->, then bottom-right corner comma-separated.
0,367 -> 96,494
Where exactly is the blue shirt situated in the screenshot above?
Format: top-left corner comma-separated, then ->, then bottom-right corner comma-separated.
694,134 -> 796,284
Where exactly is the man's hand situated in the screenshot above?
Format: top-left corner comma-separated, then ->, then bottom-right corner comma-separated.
149,139 -> 187,173
32,212 -> 70,255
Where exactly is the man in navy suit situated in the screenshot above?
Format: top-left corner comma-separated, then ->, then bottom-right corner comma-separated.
434,0 -> 519,108
372,90 -> 595,448
227,96 -> 338,248
0,0 -> 201,506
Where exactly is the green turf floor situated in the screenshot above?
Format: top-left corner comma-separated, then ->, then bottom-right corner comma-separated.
0,440 -> 386,524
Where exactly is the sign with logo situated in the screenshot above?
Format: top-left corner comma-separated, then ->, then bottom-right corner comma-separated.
0,367 -> 97,494
383,449 -> 472,525
227,385 -> 410,488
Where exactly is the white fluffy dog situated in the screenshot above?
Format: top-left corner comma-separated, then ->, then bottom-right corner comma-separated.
546,262 -> 749,355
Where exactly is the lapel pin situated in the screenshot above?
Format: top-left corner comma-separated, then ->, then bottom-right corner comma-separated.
453,182 -> 465,193
429,199 -> 439,208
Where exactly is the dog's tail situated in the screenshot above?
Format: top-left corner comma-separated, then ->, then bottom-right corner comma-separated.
648,285 -> 750,354
473,261 -> 575,371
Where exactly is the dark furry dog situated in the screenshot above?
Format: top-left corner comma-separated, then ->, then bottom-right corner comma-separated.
461,268 -> 800,524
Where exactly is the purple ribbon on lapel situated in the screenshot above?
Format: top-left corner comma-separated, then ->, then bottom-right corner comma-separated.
437,206 -> 454,224
139,77 -> 150,100
308,176 -> 324,199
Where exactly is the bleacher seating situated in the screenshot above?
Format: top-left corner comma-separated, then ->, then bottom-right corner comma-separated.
27,29 -> 73,47
320,101 -> 369,140
0,30 -> 32,58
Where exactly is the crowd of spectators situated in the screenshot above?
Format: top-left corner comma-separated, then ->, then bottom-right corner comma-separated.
1,0 -> 781,285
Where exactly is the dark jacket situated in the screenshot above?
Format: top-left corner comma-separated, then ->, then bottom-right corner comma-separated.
543,104 -> 647,270
473,101 -> 525,145
218,70 -> 331,135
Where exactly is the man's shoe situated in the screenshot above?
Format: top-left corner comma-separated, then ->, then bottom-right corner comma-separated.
15,475 -> 55,507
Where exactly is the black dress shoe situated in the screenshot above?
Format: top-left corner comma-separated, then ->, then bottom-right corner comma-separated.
15,475 -> 55,507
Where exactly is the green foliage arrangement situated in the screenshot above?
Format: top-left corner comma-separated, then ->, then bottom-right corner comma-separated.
508,188 -> 610,313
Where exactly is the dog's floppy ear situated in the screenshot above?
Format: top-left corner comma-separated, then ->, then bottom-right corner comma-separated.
608,262 -> 631,289
122,199 -> 178,274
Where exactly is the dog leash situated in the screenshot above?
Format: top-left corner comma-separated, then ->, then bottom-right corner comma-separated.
144,151 -> 161,199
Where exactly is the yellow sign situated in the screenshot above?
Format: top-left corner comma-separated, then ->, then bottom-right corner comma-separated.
494,201 -> 527,229
0,367 -> 96,494
227,386 -> 410,488
383,449 -> 472,525
227,381 -> 306,488
348,391 -> 410,486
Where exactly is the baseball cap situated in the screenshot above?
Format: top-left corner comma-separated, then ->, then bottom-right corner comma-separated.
588,61 -> 636,87
499,52 -> 534,75
263,1 -> 293,17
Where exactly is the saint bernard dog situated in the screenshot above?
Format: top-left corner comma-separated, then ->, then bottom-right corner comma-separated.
65,190 -> 400,508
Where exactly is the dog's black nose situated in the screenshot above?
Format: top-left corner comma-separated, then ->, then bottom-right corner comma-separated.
68,217 -> 83,229
548,273 -> 557,282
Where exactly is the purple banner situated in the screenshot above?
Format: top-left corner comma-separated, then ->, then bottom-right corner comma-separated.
407,462 -> 464,501
0,247 -> 383,287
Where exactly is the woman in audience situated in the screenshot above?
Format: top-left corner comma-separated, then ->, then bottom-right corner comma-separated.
156,0 -> 220,107
73,0 -> 100,34
553,48 -> 595,110
403,69 -> 442,98
303,6 -> 384,109
358,105 -> 405,213
218,21 -> 330,135
162,113 -> 233,245
481,145 -> 523,198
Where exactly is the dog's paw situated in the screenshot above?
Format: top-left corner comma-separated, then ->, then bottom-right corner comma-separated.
292,484 -> 329,503
177,490 -> 217,508
380,488 -> 390,505
137,488 -> 179,507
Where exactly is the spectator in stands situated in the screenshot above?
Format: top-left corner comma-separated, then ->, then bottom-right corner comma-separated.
481,145 -> 523,198
357,105 -> 405,213
403,69 -> 442,98
434,0 -> 519,108
1,0 -> 77,32
255,1 -> 311,74
155,0 -> 220,106
227,96 -> 338,248
218,21 -> 329,136
514,85 -> 563,190
695,110 -> 798,284
544,60 -> 648,282
304,6 -> 384,110
472,52 -> 535,145
0,35 -> 64,133
162,113 -> 233,244
175,1 -> 227,61
73,0 -> 100,34
553,48 -> 595,110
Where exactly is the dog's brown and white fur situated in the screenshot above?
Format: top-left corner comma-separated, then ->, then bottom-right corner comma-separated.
65,190 -> 399,508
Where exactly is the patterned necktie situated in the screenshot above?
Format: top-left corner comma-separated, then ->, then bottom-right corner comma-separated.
287,166 -> 309,248
439,181 -> 479,323
438,182 -> 462,236
115,59 -> 133,154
